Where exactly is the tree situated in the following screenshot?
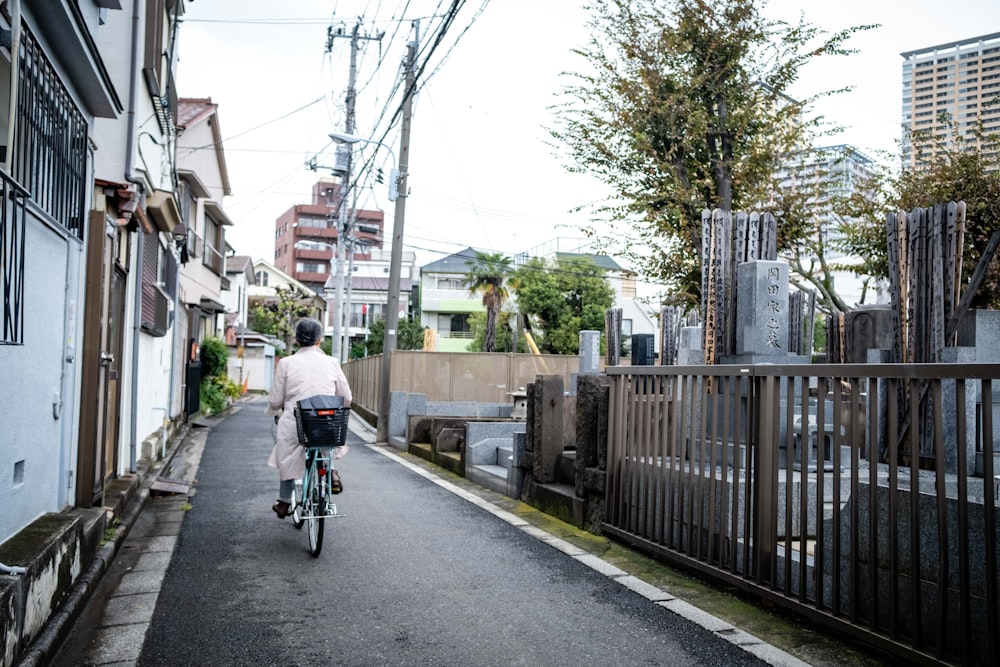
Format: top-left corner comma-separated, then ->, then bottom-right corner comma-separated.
838,118 -> 1000,308
468,310 -> 518,353
773,145 -> 879,313
552,0 -> 871,306
361,317 -> 427,357
513,256 -> 615,355
464,251 -> 513,352
248,285 -> 317,351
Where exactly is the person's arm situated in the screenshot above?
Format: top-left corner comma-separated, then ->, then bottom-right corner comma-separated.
266,358 -> 287,416
333,362 -> 352,408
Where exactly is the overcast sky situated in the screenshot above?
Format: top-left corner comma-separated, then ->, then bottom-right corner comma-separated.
177,0 -> 1000,286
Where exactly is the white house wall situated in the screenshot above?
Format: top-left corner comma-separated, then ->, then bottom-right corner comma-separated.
0,212 -> 82,544
89,3 -> 139,184
176,120 -> 224,197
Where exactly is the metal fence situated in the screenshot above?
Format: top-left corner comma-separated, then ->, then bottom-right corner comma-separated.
604,363 -> 1000,666
343,350 -> 580,417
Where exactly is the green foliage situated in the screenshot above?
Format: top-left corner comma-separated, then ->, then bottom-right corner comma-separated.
552,0 -> 873,306
361,317 -> 427,356
200,376 -> 228,415
512,256 -> 615,354
837,118 -> 1000,309
467,310 -> 518,352
464,251 -> 514,352
200,337 -> 229,379
248,285 -> 317,350
197,337 -> 242,415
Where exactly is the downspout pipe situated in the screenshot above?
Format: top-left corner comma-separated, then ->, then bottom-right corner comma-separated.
125,0 -> 144,473
0,562 -> 27,575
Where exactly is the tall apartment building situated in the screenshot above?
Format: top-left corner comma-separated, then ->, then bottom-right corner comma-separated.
273,178 -> 384,288
901,31 -> 1000,168
776,144 -> 876,305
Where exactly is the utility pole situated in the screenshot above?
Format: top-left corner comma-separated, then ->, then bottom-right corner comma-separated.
377,24 -> 417,443
326,20 -> 382,361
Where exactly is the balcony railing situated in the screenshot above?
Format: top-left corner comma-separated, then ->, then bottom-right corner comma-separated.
203,243 -> 224,276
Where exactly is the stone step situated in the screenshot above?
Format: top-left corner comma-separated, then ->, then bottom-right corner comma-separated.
498,446 -> 513,471
557,450 -> 576,485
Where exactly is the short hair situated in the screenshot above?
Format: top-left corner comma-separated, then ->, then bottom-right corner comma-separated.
294,317 -> 323,346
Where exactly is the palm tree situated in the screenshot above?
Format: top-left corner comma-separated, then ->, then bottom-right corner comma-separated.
464,251 -> 512,352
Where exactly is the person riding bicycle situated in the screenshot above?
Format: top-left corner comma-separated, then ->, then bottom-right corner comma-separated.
266,317 -> 352,519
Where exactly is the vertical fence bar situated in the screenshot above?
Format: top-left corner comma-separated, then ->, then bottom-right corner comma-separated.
694,373 -> 713,560
648,373 -> 662,542
742,371 -> 754,579
888,377 -> 900,640
637,374 -> 652,539
607,374 -> 626,528
908,378 -> 922,652
932,380 -> 948,660
815,380 -> 827,611
832,379 -> 844,617
754,374 -> 778,586
799,374 -> 811,603
782,375 -> 795,596
955,378 -> 970,664
655,374 -> 670,545
981,378 -> 998,662
868,373 -> 880,631
668,373 -> 688,549
727,372 -> 742,574
626,375 -> 640,533
707,373 -> 726,566
849,377 -> 861,626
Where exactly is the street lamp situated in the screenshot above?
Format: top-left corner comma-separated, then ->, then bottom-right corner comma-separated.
329,130 -> 408,444
328,133 -> 399,202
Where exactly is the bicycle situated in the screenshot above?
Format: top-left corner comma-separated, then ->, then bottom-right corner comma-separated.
291,396 -> 350,557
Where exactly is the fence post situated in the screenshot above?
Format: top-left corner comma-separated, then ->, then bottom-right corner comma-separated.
752,372 -> 778,586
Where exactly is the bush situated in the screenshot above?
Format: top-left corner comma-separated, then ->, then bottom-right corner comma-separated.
200,377 -> 228,415
201,337 -> 229,379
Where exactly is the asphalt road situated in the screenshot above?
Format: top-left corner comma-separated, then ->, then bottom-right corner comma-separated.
132,396 -> 767,666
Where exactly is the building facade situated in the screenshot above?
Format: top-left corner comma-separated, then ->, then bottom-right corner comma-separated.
272,178 -> 384,289
901,31 -> 1000,168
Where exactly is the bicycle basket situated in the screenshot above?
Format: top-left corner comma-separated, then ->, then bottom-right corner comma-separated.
293,395 -> 350,448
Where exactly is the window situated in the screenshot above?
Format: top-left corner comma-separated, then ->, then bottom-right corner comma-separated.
296,262 -> 324,273
256,270 -> 269,287
141,236 -> 169,337
436,277 -> 464,290
437,313 -> 470,338
203,215 -> 224,275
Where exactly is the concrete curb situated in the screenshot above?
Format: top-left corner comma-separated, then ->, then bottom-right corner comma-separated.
13,417 -> 196,667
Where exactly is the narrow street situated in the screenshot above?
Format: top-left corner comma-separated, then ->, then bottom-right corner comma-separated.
52,396 -> 784,666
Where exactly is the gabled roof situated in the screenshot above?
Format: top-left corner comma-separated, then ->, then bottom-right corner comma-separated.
177,97 -> 233,197
420,247 -> 480,275
226,255 -> 256,284
251,258 -> 323,301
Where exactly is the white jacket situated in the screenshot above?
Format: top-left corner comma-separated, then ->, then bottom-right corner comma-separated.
266,344 -> 352,480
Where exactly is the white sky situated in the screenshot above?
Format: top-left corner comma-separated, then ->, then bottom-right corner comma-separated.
177,0 -> 1000,285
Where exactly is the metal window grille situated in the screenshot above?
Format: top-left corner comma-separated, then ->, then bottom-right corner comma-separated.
12,27 -> 87,238
1,172 -> 30,344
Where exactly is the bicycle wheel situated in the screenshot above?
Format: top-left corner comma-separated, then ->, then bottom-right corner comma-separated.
306,462 -> 324,557
291,480 -> 304,529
